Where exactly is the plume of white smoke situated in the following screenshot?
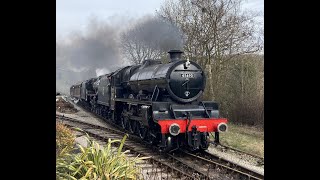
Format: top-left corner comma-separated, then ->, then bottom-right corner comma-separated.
56,15 -> 185,94
96,68 -> 110,77
56,17 -> 124,94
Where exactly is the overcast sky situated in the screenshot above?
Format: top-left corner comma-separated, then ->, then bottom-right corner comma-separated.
56,0 -> 263,39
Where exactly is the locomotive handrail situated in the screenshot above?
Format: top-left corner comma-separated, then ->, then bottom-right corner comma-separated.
151,85 -> 159,101
201,101 -> 211,118
115,98 -> 152,105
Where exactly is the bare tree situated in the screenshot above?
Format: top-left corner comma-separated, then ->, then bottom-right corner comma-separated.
220,54 -> 264,126
158,0 -> 264,126
159,0 -> 263,98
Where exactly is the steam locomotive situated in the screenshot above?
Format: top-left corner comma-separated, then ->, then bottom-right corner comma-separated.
70,50 -> 228,151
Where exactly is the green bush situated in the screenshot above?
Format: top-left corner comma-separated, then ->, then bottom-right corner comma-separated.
56,134 -> 148,180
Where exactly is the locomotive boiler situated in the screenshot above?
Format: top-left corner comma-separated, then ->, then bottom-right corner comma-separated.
123,50 -> 205,103
70,50 -> 228,152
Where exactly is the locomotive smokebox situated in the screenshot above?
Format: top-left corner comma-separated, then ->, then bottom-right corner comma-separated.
168,50 -> 183,62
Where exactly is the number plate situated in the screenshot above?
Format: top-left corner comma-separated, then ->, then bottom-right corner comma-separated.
181,73 -> 194,78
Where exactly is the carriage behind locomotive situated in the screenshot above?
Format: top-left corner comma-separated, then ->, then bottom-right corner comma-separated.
70,50 -> 228,151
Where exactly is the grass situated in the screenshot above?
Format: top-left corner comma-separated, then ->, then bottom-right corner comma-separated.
216,122 -> 264,157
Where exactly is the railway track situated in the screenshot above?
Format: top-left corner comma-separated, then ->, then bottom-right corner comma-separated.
218,144 -> 263,160
56,114 -> 264,179
211,143 -> 264,167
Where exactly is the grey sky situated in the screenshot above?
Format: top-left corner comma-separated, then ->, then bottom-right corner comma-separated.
57,0 -> 263,39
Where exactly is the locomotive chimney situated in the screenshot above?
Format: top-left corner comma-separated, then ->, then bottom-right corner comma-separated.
168,50 -> 183,62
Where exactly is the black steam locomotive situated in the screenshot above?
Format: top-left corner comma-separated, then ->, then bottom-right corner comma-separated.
70,50 -> 228,151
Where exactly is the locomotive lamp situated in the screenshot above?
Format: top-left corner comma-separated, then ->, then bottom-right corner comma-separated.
169,123 -> 180,136
217,123 -> 228,132
185,58 -> 191,69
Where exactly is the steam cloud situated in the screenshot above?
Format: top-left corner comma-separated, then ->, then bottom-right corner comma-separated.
56,17 -> 123,94
56,15 -> 184,94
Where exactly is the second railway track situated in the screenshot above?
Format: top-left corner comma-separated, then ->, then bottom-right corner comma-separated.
209,142 -> 264,167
